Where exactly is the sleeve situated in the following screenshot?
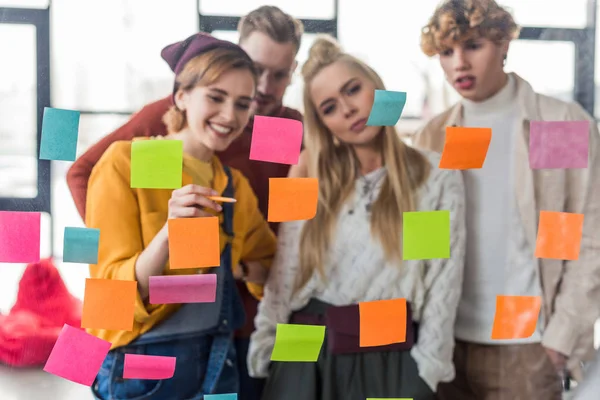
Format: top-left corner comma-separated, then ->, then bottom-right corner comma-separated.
247,220 -> 305,378
237,175 -> 278,300
85,144 -> 166,324
67,99 -> 169,220
541,105 -> 600,357
410,168 -> 466,392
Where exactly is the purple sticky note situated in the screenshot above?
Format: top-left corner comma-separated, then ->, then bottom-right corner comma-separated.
149,274 -> 217,304
43,324 -> 111,386
529,121 -> 590,169
249,116 -> 303,165
0,211 -> 41,263
123,354 -> 176,380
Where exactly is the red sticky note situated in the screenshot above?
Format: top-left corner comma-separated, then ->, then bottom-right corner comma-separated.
535,211 -> 584,260
0,211 -> 41,263
249,116 -> 303,165
491,295 -> 542,340
123,354 -> 176,380
439,127 -> 492,169
359,298 -> 407,347
168,217 -> 220,269
81,279 -> 137,331
43,324 -> 112,386
267,178 -> 318,222
529,121 -> 589,169
149,274 -> 217,304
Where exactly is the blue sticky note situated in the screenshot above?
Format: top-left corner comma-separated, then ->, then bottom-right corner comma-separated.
63,227 -> 100,264
204,395 -> 237,400
366,90 -> 407,126
40,107 -> 80,161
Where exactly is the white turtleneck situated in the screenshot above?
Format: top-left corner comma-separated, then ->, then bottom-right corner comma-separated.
455,74 -> 543,344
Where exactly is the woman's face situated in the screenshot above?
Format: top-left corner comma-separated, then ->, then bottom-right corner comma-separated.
176,68 -> 256,152
309,60 -> 382,147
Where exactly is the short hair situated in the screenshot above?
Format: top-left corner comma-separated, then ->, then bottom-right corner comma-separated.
421,0 -> 520,56
238,6 -> 304,55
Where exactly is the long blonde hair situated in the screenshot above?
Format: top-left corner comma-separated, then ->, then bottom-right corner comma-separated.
297,36 -> 431,289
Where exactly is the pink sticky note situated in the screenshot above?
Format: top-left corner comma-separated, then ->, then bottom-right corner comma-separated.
0,211 -> 41,263
149,274 -> 217,304
43,324 -> 111,386
123,354 -> 176,380
529,121 -> 589,169
249,116 -> 303,165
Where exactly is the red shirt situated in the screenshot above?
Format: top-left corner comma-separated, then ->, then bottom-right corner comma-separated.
66,95 -> 303,337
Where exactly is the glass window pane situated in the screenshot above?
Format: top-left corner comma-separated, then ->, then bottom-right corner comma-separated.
0,0 -> 48,8
51,0 -> 197,112
199,0 -> 335,20
0,24 -> 37,198
77,113 -> 131,156
499,0 -> 588,29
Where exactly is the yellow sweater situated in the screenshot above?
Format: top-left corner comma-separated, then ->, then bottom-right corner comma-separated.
85,139 -> 276,348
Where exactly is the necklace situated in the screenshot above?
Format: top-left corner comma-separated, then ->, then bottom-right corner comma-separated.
348,168 -> 386,215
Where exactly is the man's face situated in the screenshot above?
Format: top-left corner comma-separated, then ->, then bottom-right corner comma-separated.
438,37 -> 509,102
240,31 -> 298,116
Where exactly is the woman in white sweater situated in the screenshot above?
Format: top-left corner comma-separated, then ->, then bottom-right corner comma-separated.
247,35 -> 466,400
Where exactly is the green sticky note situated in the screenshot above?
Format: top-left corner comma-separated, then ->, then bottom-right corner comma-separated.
366,90 -> 407,126
130,140 -> 183,189
403,211 -> 450,260
270,323 -> 325,362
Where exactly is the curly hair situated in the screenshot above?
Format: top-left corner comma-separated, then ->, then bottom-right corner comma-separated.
421,0 -> 520,56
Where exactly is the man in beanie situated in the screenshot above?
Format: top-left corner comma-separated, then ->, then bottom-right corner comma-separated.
414,0 -> 600,399
66,6 -> 303,400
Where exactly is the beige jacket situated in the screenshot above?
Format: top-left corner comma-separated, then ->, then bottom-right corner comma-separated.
414,73 -> 600,381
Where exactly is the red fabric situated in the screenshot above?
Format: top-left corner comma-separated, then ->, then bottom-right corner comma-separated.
0,258 -> 82,367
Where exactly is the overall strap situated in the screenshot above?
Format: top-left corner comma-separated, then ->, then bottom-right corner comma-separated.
221,166 -> 234,237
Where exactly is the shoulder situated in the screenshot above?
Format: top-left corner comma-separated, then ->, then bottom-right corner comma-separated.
96,140 -> 132,169
413,106 -> 457,152
280,106 -> 304,123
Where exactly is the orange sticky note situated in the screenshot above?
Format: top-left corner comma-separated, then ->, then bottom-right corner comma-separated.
168,217 -> 220,269
439,126 -> 492,169
535,211 -> 584,260
359,298 -> 407,347
491,295 -> 542,340
81,279 -> 137,331
267,178 -> 318,222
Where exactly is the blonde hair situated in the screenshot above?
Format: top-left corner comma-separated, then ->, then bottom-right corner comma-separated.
163,47 -> 258,133
238,6 -> 304,55
421,0 -> 520,57
297,35 -> 431,289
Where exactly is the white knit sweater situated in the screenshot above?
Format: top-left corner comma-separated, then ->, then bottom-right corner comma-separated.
247,150 -> 466,392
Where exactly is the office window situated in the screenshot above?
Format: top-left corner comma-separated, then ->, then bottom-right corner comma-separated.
199,0 -> 335,20
498,0 -> 588,29
0,0 -> 48,8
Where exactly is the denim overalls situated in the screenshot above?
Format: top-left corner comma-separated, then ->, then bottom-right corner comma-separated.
92,166 -> 246,400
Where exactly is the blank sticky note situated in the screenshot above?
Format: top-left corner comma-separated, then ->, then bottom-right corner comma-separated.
149,274 -> 217,304
270,324 -> 325,362
123,354 -> 176,380
249,116 -> 303,165
0,211 -> 41,263
81,279 -> 137,331
39,107 -> 80,161
63,227 -> 100,264
535,211 -> 584,260
168,217 -> 220,269
439,127 -> 492,169
491,295 -> 542,340
131,140 -> 183,189
359,298 -> 407,347
205,395 -> 238,400
43,324 -> 111,386
529,121 -> 589,169
268,178 -> 318,222
403,211 -> 450,260
366,90 -> 407,126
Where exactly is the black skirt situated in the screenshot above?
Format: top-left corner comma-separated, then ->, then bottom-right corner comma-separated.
261,299 -> 435,400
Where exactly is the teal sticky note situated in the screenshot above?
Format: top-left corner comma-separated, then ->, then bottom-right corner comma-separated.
63,227 -> 100,264
130,140 -> 183,189
403,211 -> 450,260
270,323 -> 325,362
366,90 -> 407,126
204,395 -> 237,400
40,107 -> 80,161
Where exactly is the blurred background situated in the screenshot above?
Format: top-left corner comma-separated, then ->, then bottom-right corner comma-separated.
0,0 -> 597,398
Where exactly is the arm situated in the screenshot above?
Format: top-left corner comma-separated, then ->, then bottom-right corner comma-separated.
541,106 -> 600,359
410,168 -> 466,392
247,220 -> 305,378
